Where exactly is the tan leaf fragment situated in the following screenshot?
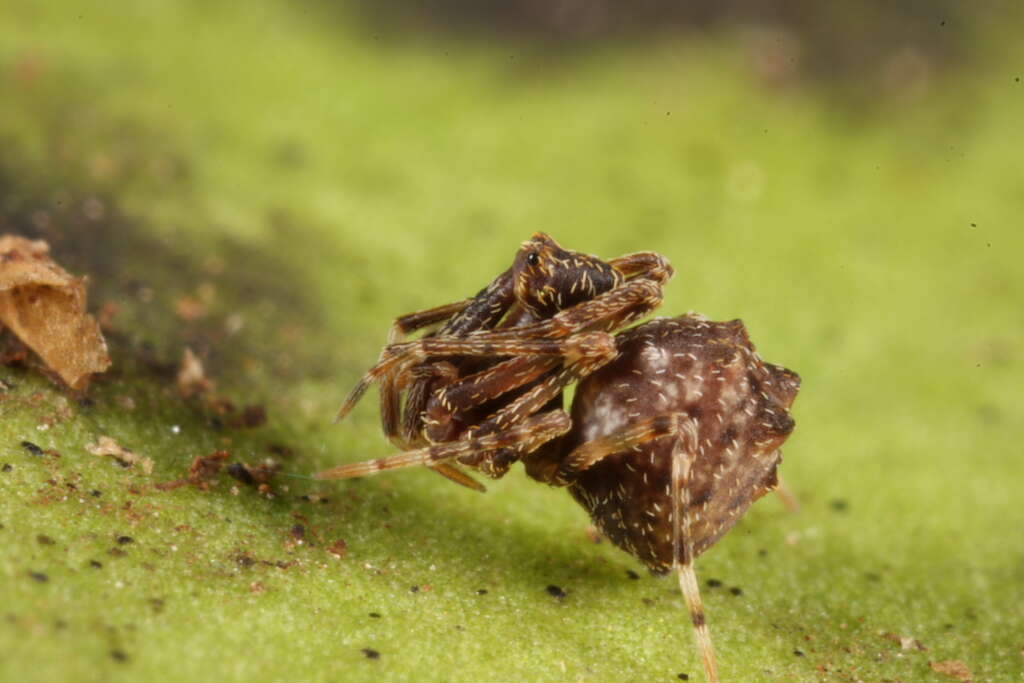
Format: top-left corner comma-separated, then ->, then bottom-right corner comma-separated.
86,435 -> 154,474
882,631 -> 928,651
0,235 -> 110,390
929,659 -> 972,682
177,347 -> 214,397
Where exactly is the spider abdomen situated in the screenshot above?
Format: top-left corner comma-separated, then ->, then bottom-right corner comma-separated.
566,315 -> 800,573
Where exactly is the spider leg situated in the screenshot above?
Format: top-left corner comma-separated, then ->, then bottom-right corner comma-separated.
463,276 -> 666,341
386,299 -> 473,345
394,361 -> 459,447
316,410 -> 571,480
423,356 -> 562,442
526,414 -> 720,682
533,415 -> 682,486
670,421 -> 719,683
774,474 -> 800,512
608,251 -> 675,284
478,336 -> 618,435
429,462 -> 487,492
383,300 -> 472,445
338,270 -> 518,424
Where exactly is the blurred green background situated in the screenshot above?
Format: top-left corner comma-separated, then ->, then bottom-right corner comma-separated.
1,2 -> 1022,681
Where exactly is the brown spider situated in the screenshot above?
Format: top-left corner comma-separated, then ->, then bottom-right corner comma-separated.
320,236 -> 800,683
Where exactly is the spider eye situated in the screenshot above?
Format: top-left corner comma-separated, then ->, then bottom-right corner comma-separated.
526,251 -> 540,266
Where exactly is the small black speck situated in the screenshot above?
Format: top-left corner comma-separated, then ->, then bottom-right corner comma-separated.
944,622 -> 955,630
729,586 -> 743,596
361,648 -> 380,660
970,222 -> 977,227
368,612 -> 381,619
21,441 -> 44,457
90,490 -> 102,497
410,585 -> 419,593
36,534 -> 55,545
89,560 -> 103,569
117,536 -> 134,545
546,584 -> 567,599
829,499 -> 849,512
706,578 -> 722,588
793,649 -> 805,657
758,549 -> 768,557
626,570 -> 640,580
1,464 -> 11,472
476,589 -> 488,595
678,674 -> 690,681
55,619 -> 68,629
29,571 -> 48,582
111,649 -> 128,662
939,20 -> 946,26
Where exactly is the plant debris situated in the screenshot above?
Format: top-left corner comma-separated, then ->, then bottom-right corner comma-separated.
0,235 -> 110,390
177,347 -> 213,398
930,659 -> 972,681
226,459 -> 280,488
327,539 -> 348,559
361,648 -> 380,660
85,436 -> 154,474
546,585 -> 567,599
882,631 -> 928,651
156,450 -> 231,491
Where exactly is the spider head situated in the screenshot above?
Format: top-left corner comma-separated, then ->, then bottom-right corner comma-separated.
513,233 -> 623,318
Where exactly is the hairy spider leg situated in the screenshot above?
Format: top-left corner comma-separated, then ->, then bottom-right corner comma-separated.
524,413 -> 719,683
773,476 -> 800,512
370,276 -> 520,492
420,356 -> 564,446
385,299 -> 475,345
671,420 -> 719,683
377,270 -> 516,437
379,299 -> 473,443
607,251 -> 675,284
315,410 -> 572,480
339,270 -> 517,425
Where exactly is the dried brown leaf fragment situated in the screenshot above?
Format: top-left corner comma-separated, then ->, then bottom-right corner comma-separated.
0,236 -> 110,390
929,659 -> 973,681
86,436 -> 154,474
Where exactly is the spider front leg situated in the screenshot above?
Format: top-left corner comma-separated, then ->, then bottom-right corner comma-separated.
608,251 -> 674,285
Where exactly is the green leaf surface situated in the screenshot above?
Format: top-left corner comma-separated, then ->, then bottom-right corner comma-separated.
1,2 -> 1022,681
